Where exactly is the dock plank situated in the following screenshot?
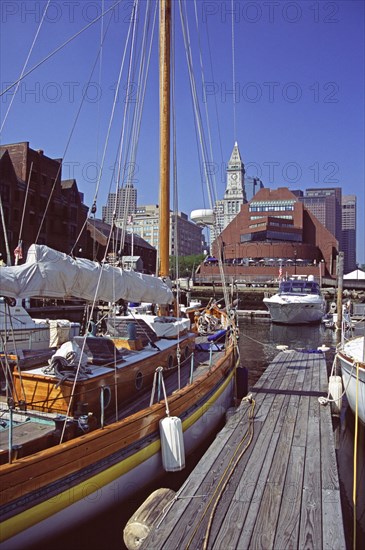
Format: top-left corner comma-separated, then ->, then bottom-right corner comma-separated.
139,350 -> 346,550
298,355 -> 323,550
274,444 -> 305,549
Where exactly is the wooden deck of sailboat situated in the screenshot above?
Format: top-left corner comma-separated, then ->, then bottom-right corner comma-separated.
140,349 -> 346,550
0,338 -> 225,456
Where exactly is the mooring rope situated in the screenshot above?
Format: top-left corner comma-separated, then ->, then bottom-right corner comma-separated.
185,395 -> 256,550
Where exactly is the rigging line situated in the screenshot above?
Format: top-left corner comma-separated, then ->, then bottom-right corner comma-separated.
110,0 -> 140,255
179,2 -> 230,312
60,257 -> 122,443
18,162 -> 33,246
113,0 -> 140,192
0,0 -> 51,134
180,1 -> 231,311
353,361 -> 359,550
179,0 -> 214,209
35,11 -> 115,245
231,0 -> 237,142
193,0 -> 219,204
0,0 -> 124,98
126,0 -> 155,173
133,1 -> 158,150
95,0 -> 105,169
93,0 -> 137,209
115,0 -> 157,250
69,216 -> 89,257
0,193 -> 12,266
205,19 -> 224,181
0,311 -> 25,403
177,2 -> 208,210
0,336 -> 18,402
171,0 -> 183,376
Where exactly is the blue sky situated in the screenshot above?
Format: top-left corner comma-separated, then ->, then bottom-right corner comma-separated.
1,0 -> 364,263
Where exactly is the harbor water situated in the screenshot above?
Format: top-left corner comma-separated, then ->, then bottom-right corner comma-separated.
28,317 -> 364,550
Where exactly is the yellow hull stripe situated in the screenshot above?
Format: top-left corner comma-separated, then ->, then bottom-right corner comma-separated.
1,361 -> 237,543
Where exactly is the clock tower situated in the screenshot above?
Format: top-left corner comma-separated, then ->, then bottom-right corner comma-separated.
225,141 -> 245,200
212,142 -> 246,243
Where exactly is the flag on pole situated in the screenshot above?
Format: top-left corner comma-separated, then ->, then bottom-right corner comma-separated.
14,240 -> 23,260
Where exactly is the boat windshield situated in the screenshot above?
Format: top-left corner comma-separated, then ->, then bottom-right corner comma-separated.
279,280 -> 320,295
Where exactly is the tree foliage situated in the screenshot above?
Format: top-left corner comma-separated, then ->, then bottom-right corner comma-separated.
169,254 -> 205,279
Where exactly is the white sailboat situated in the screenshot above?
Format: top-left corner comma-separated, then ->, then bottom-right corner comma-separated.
337,333 -> 365,424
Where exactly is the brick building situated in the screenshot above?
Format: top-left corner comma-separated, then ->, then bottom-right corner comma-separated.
196,187 -> 339,284
0,142 -> 159,274
0,142 -> 88,263
86,218 -> 157,274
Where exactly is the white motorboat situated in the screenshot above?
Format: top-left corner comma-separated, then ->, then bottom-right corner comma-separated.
337,334 -> 365,424
0,297 -> 80,353
263,277 -> 326,325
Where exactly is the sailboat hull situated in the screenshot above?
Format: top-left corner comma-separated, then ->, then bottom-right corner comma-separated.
337,336 -> 365,424
0,346 -> 237,549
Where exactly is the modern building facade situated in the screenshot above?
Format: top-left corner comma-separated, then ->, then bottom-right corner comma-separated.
102,184 -> 137,225
342,194 -> 357,273
0,142 -> 89,263
245,175 -> 264,202
196,187 -> 339,284
301,187 -> 342,246
130,205 -> 203,257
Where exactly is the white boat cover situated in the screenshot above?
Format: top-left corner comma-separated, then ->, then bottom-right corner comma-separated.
135,314 -> 191,337
0,244 -> 174,304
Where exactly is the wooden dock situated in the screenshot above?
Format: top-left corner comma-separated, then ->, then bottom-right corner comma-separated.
136,349 -> 346,550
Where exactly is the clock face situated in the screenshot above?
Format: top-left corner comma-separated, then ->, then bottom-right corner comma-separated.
230,173 -> 238,181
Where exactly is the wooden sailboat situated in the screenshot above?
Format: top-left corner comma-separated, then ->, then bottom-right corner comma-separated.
0,2 -> 240,548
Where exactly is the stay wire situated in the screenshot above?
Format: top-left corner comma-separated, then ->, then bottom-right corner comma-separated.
0,0 -> 124,98
91,0 -> 136,210
35,9 -> 116,247
231,0 -> 237,141
0,0 -> 51,134
115,0 -> 157,252
193,0 -> 219,203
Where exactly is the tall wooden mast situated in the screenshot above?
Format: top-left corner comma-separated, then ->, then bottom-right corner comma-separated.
158,0 -> 171,278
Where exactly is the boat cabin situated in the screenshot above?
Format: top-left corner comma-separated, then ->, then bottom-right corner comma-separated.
279,280 -> 321,295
